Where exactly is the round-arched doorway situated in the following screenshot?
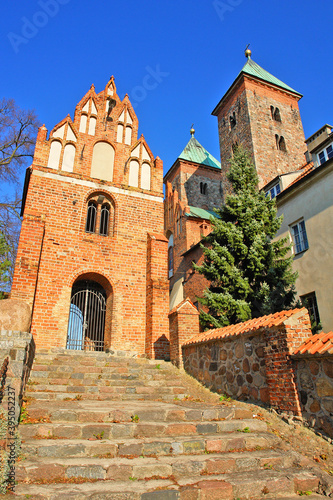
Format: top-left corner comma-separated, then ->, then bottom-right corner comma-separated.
66,279 -> 107,351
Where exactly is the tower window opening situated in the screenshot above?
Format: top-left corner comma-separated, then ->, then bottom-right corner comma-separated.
230,112 -> 236,129
100,203 -> 110,236
275,135 -> 287,152
271,106 -> 281,122
200,182 -> 207,195
278,136 -> 286,151
85,201 -> 97,233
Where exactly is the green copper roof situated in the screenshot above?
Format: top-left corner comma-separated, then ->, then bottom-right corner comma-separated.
179,137 -> 221,170
239,57 -> 302,96
185,206 -> 217,220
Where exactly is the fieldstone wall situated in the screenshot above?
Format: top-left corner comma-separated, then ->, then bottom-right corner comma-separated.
294,356 -> 333,437
182,309 -> 314,416
183,333 -> 269,403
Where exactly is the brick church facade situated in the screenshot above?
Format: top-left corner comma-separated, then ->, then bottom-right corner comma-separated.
11,77 -> 169,358
11,51 -> 309,357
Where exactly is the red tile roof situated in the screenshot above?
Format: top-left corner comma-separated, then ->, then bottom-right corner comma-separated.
294,331 -> 333,356
286,162 -> 315,189
183,308 -> 306,346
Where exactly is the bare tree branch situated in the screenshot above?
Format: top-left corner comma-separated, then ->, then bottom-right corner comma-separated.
0,98 -> 40,290
0,98 -> 40,184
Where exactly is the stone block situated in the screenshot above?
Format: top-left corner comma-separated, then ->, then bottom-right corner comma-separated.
294,472 -> 319,493
196,423 -> 217,434
165,424 -> 196,436
106,464 -> 132,480
142,491 -> 179,500
0,299 -> 31,332
316,378 -> 333,397
66,465 -> 105,480
28,463 -> 65,482
183,440 -> 205,454
323,359 -> 333,378
197,480 -> 233,499
133,463 -> 172,479
143,441 -> 173,456
172,459 -> 204,477
206,458 -> 236,474
118,443 -> 143,457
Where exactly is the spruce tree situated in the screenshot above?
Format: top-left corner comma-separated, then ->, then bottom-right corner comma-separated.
195,146 -> 297,329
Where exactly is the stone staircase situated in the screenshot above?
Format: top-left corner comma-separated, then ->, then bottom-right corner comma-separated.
10,350 -> 331,498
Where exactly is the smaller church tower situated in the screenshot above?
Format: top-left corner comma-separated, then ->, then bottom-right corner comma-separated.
212,49 -> 306,190
164,128 -> 222,310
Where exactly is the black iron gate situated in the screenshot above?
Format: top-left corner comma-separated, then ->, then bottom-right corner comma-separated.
66,280 -> 106,351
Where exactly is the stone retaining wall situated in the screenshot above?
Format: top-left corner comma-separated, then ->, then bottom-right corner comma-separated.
183,333 -> 269,403
182,309 -> 313,416
0,330 -> 35,420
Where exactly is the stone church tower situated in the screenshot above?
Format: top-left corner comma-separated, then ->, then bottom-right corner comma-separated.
212,50 -> 306,191
11,77 -> 169,358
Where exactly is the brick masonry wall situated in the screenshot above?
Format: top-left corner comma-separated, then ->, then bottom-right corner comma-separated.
294,356 -> 333,437
146,233 -> 170,360
169,299 -> 199,367
11,79 -> 169,357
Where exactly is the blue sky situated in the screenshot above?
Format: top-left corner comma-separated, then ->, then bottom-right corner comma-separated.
1,0 -> 332,182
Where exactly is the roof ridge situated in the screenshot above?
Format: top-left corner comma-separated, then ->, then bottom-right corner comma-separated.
183,308 -> 305,347
178,136 -> 221,170
239,58 -> 302,96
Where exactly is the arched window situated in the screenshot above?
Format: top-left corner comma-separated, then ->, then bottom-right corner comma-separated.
279,136 -> 286,151
168,234 -> 174,278
117,124 -> 124,143
62,143 -> 76,172
79,114 -> 88,133
141,162 -> 151,190
274,108 -> 281,122
129,160 -> 139,187
176,209 -> 182,236
91,142 -> 115,182
271,106 -> 282,122
230,112 -> 236,129
100,203 -> 110,236
125,126 -> 132,145
47,140 -> 62,169
168,246 -> 173,278
200,182 -> 207,195
88,116 -> 97,136
85,201 -> 97,233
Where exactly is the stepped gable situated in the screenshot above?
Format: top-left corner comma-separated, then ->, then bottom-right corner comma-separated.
183,307 -> 306,346
13,349 -> 331,498
294,331 -> 333,356
10,75 -> 169,357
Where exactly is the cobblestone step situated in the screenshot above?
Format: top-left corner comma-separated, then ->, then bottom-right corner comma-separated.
25,390 -> 187,402
19,420 -> 271,442
22,400 -> 253,424
15,350 -> 330,498
15,450 -> 303,483
10,469 -> 325,499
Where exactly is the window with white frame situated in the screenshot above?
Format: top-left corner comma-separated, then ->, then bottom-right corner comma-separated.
318,143 -> 333,165
266,182 -> 281,199
290,219 -> 309,254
